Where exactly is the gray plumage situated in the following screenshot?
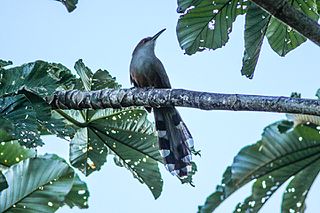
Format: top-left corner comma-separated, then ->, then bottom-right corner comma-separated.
130,29 -> 194,177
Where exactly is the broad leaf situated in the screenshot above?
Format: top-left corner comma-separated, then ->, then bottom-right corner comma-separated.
198,121 -> 320,212
64,174 -> 89,209
74,59 -> 120,92
54,0 -> 78,12
281,159 -> 320,213
91,69 -> 121,90
0,60 -> 76,144
21,90 -> 76,140
69,108 -> 163,199
0,95 -> 42,147
0,60 -> 74,97
234,154 -> 319,212
70,127 -> 108,175
74,59 -> 93,91
241,2 -> 271,78
0,140 -> 36,167
177,0 -> 247,55
266,0 -> 319,56
0,154 -> 88,212
67,61 -> 163,198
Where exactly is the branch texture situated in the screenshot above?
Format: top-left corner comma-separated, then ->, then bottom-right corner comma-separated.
48,88 -> 320,116
251,0 -> 320,46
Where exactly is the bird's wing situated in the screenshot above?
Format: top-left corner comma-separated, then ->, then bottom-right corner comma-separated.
149,58 -> 171,88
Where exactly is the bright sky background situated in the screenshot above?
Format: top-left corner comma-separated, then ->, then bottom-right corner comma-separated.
1,0 -> 320,212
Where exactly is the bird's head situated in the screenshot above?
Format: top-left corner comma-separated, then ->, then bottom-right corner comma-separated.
132,28 -> 166,56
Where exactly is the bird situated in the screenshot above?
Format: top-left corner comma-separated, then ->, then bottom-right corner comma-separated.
129,28 -> 195,177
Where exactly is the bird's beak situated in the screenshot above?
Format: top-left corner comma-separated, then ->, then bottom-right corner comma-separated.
151,28 -> 166,41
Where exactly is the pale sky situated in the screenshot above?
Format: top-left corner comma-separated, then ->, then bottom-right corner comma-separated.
1,0 -> 320,212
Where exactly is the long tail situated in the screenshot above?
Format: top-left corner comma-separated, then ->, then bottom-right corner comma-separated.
153,107 -> 194,177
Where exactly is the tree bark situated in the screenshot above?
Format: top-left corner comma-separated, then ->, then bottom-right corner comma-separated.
48,88 -> 320,116
251,0 -> 320,46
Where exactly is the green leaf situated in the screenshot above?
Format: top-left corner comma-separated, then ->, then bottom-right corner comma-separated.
0,140 -> 36,167
266,0 -> 319,56
70,108 -> 163,199
48,63 -> 76,90
0,59 -> 12,69
199,121 -> 320,212
64,174 -> 89,209
176,0 -> 247,55
91,69 -> 121,90
0,154 -> 88,212
21,90 -> 76,140
74,59 -> 94,91
0,60 -> 74,97
0,171 -> 8,192
234,154 -> 319,212
0,95 -> 42,147
54,0 -> 78,12
67,62 -> 163,198
281,159 -> 320,213
241,2 -> 271,78
69,127 -> 108,175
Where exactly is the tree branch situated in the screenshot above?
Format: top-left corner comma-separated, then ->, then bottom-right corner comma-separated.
251,0 -> 320,46
48,88 -> 320,116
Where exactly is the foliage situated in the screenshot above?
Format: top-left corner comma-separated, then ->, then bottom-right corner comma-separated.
0,154 -> 88,212
67,59 -> 164,199
198,120 -> 320,212
0,58 -> 194,209
176,0 -> 319,78
2,0 -> 320,212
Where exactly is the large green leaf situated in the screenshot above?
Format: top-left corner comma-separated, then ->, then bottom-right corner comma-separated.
21,90 -> 76,140
74,59 -> 120,92
0,60 -> 74,97
69,127 -> 108,175
0,140 -> 36,167
266,0 -> 319,56
0,154 -> 88,212
198,121 -> 320,212
281,159 -> 320,212
234,153 -> 319,212
0,61 -> 76,144
241,2 -> 271,78
74,59 -> 93,92
176,0 -> 247,55
65,61 -> 163,199
69,108 -> 163,199
0,95 -> 42,147
64,174 -> 89,209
